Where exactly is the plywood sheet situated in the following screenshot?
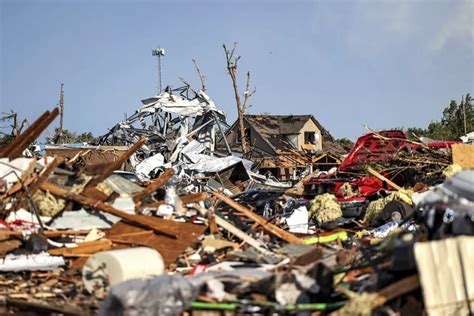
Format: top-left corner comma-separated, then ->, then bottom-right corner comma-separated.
106,216 -> 207,267
452,144 -> 474,168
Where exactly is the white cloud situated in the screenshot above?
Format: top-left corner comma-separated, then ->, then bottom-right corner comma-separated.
312,0 -> 473,56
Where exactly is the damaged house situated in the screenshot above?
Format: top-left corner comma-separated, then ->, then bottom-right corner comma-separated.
219,115 -> 339,181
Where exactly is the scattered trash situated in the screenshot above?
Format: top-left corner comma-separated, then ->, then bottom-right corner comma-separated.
0,90 -> 472,315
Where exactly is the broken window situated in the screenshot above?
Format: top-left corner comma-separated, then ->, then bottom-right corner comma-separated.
304,131 -> 316,144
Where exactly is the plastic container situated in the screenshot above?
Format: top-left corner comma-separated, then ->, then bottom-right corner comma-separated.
82,247 -> 165,294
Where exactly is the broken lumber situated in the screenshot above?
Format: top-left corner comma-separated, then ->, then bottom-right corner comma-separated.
133,168 -> 175,204
212,191 -> 305,244
40,181 -> 177,238
373,274 -> 419,307
367,167 -> 403,191
0,110 -> 50,158
8,108 -> 59,159
48,239 -> 112,256
83,138 -> 145,192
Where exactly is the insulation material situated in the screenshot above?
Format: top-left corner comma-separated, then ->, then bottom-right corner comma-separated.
332,290 -> 378,316
364,191 -> 413,225
32,190 -> 66,217
442,164 -> 463,178
414,236 -> 474,316
339,182 -> 356,198
309,193 -> 342,224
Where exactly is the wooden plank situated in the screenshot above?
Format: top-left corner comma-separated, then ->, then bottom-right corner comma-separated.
452,144 -> 474,168
213,215 -> 274,256
83,138 -> 145,192
367,167 -> 403,191
9,108 -> 59,159
212,192 -> 305,244
41,181 -> 178,238
133,168 -> 175,204
0,239 -> 22,256
17,156 -> 63,208
106,218 -> 207,267
0,110 -> 50,158
373,274 -> 419,307
48,239 -> 112,256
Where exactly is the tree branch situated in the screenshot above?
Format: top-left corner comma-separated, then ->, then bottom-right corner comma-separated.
192,59 -> 206,92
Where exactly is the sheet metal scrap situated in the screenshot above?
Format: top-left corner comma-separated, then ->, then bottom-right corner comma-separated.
98,86 -> 231,174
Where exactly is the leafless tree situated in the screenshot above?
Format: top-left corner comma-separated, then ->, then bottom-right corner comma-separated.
0,110 -> 29,137
223,42 -> 256,155
192,59 -> 206,92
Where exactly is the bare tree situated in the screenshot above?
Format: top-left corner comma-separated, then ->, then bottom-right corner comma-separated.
223,42 -> 256,155
0,110 -> 29,137
192,59 -> 206,92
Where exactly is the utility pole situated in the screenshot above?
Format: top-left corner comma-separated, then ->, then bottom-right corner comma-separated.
462,94 -> 467,135
152,47 -> 165,95
59,83 -> 64,133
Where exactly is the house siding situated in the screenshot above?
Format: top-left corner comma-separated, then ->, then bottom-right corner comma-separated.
296,119 -> 322,151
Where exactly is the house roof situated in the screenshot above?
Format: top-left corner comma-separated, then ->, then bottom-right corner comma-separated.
243,115 -> 334,152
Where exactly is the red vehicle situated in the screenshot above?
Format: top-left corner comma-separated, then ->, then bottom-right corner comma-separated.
303,130 -> 457,217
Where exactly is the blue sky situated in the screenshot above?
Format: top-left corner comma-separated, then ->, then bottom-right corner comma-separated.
1,0 -> 473,141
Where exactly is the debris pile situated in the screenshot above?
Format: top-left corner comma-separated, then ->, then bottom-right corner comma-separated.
1,89 -> 473,315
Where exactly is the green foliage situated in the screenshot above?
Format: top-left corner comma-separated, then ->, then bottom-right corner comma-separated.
46,128 -> 96,144
405,94 -> 473,141
0,134 -> 14,147
75,132 -> 95,143
336,137 -> 354,149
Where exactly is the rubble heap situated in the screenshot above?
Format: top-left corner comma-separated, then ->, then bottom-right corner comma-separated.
0,90 -> 473,315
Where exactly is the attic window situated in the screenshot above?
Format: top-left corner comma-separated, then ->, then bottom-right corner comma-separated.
305,132 -> 316,144
236,128 -> 251,143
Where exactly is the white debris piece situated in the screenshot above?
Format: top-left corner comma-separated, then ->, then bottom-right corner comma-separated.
0,252 -> 65,272
285,206 -> 309,234
135,152 -> 165,179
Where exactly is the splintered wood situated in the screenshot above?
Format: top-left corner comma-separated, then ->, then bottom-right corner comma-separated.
106,216 -> 207,266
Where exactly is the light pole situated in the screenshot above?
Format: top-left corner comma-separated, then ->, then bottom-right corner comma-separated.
152,47 -> 165,95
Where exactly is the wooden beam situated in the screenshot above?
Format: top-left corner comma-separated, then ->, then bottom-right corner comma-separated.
17,156 -> 63,208
83,138 -> 145,192
133,168 -> 175,204
0,110 -> 50,157
9,108 -> 60,159
367,167 -> 403,192
212,191 -> 305,244
48,239 -> 112,256
41,181 -> 177,239
373,274 -> 419,307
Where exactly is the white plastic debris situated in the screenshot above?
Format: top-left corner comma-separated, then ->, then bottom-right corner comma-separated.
135,152 -> 165,179
0,252 -> 65,271
49,208 -> 120,230
285,206 -> 309,234
83,247 -> 165,295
